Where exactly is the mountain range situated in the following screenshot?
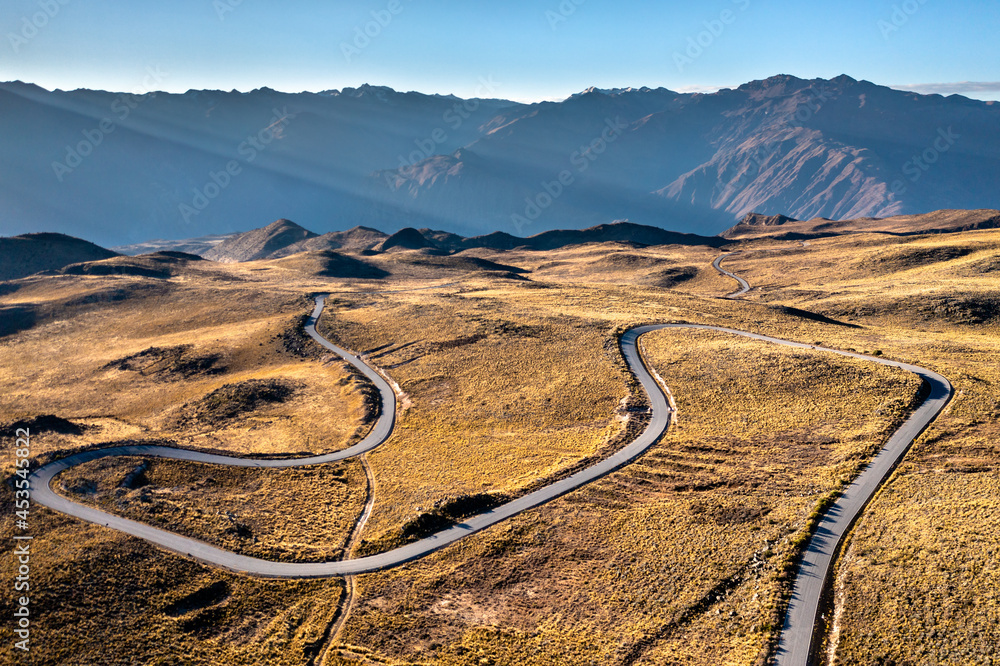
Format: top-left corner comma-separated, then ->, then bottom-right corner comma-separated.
4,208 -> 997,282
1,75 -> 997,246
201,218 -> 726,263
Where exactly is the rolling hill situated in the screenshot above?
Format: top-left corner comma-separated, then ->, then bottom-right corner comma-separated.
200,219 -> 725,263
0,232 -> 118,281
722,208 -> 1000,240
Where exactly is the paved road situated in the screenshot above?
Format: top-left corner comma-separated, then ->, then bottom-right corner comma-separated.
29,293 -> 952,666
772,359 -> 951,664
31,297 -> 681,576
705,254 -> 953,665
30,301 -> 675,576
713,252 -> 751,297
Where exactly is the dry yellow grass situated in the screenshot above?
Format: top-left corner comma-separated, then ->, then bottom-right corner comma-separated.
334,327 -> 920,666
0,273 -> 371,458
59,456 -> 368,562
0,228 -> 996,665
704,229 -> 1000,665
315,288 -> 628,553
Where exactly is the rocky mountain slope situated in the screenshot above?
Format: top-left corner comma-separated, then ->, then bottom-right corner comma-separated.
377,75 -> 998,235
3,75 -> 997,245
203,219 -> 317,262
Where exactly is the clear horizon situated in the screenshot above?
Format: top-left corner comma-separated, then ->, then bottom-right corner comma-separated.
4,0 -> 1000,103
5,76 -> 1000,106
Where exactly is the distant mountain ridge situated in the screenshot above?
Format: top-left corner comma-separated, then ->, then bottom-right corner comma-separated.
376,75 -> 999,236
2,74 -> 997,245
4,209 -> 996,281
268,226 -> 389,257
721,208 -> 1000,240
112,233 -> 237,257
198,219 -> 726,263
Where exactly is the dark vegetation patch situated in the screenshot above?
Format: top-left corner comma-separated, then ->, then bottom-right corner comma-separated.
965,254 -> 1000,274
119,461 -> 150,490
188,379 -> 301,423
177,606 -> 227,637
0,305 -> 36,337
314,251 -> 389,279
469,317 -> 546,338
104,344 -> 223,379
837,293 -> 1000,326
62,283 -> 171,307
642,266 -> 699,288
272,314 -> 325,360
402,255 -> 529,274
773,305 -> 862,329
163,581 -> 231,618
358,493 -> 509,556
144,251 -> 205,262
477,270 -> 530,281
590,253 -> 672,270
279,250 -> 389,279
0,414 -> 85,438
63,478 -> 98,495
61,252 -> 206,278
336,366 -> 381,424
689,500 -> 771,526
434,334 -> 488,351
863,245 -> 976,272
60,261 -> 172,279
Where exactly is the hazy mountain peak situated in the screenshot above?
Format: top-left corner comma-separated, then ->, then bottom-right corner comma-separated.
830,73 -> 859,85
338,84 -> 398,99
377,227 -> 437,252
263,218 -> 308,233
572,86 -> 660,99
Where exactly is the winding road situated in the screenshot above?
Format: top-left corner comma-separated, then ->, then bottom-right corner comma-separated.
30,277 -> 952,664
713,252 -> 751,298
712,250 -> 954,665
32,296 -> 682,577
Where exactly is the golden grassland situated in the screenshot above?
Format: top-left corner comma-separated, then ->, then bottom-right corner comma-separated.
0,274 -> 373,459
0,227 -> 996,665
715,229 -> 1000,665
315,288 -> 629,553
334,328 -> 920,666
60,455 -> 368,563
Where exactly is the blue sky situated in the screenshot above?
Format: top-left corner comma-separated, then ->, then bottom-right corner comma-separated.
2,0 -> 999,102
